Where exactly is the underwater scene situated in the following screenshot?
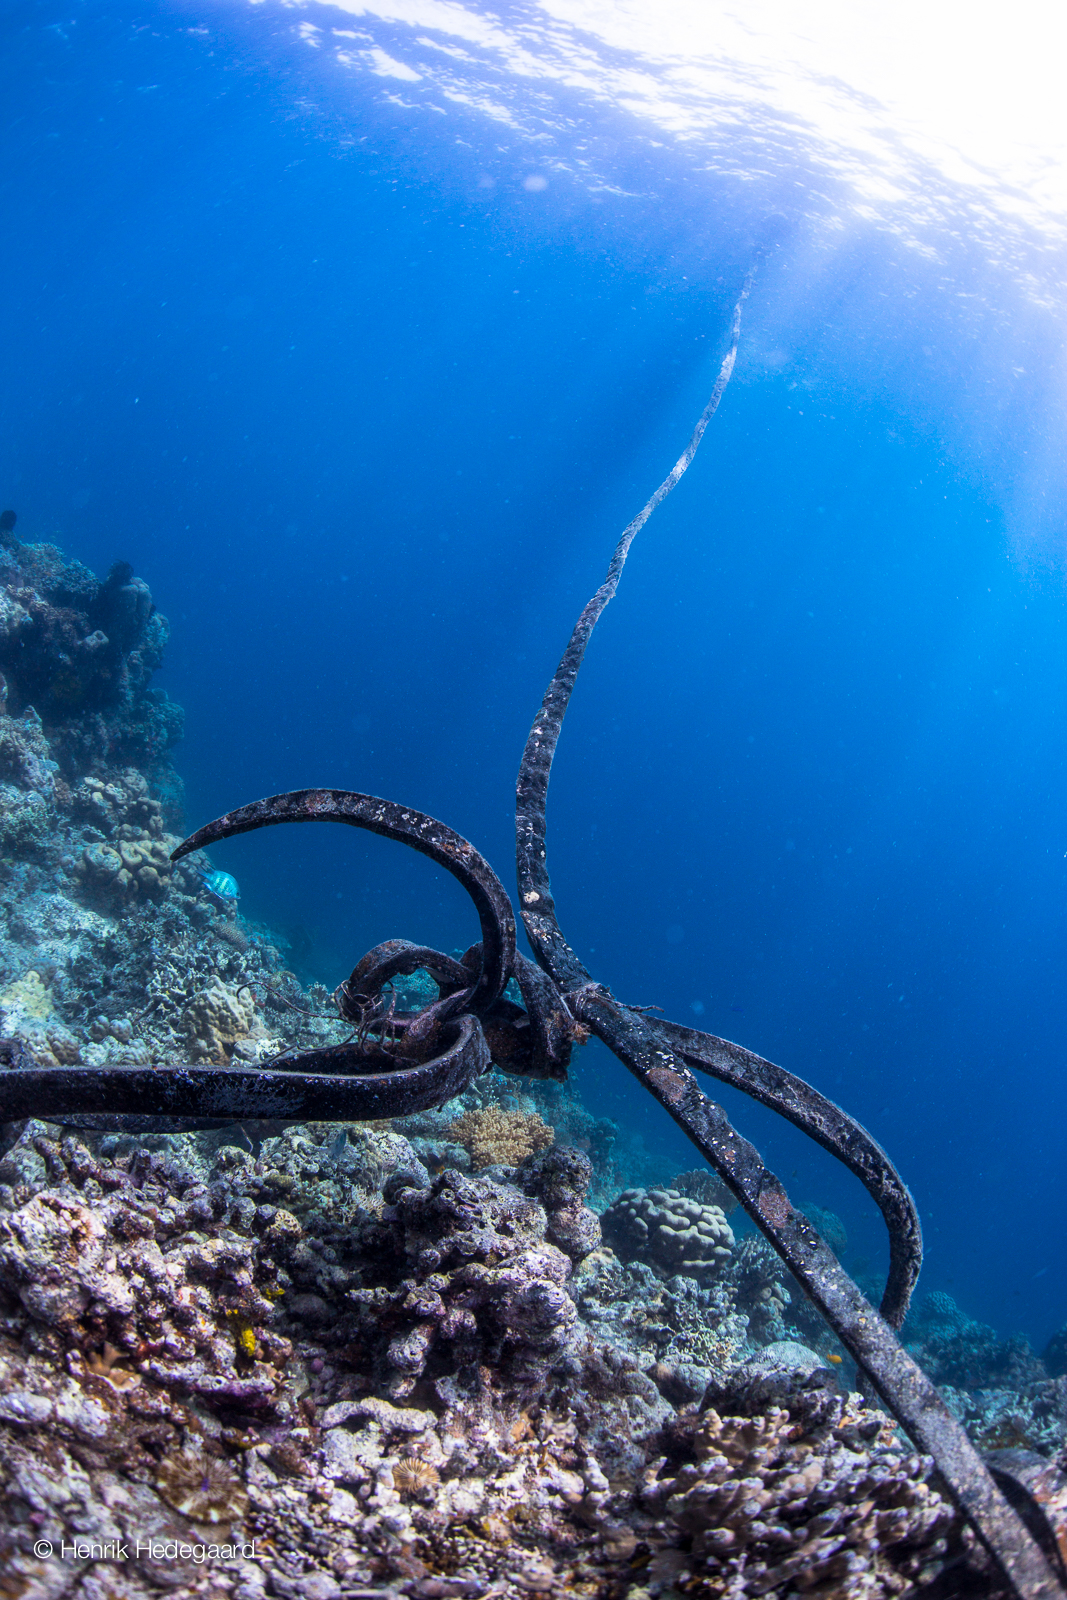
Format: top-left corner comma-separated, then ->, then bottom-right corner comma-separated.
2,2 -> 1067,1597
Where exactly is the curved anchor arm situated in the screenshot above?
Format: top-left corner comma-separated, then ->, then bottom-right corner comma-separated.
337,939 -> 474,1013
647,1013 -> 922,1330
0,1015 -> 490,1125
173,787 -> 516,1010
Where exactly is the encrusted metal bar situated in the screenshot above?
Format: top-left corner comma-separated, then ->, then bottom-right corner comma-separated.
509,949 -> 579,1081
570,987 -> 1064,1600
0,1015 -> 489,1123
336,939 -> 473,1020
173,789 -> 516,1010
650,1013 -> 921,1329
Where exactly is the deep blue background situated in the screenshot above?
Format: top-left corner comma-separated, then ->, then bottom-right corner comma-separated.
3,0 -> 1066,1344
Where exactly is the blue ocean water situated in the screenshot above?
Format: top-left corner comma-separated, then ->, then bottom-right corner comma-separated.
2,0 -> 1066,1347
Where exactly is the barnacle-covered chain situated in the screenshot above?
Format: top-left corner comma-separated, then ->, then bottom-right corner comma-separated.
513,280 -> 1064,1599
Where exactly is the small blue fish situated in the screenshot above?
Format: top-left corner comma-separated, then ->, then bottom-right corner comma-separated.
199,868 -> 240,903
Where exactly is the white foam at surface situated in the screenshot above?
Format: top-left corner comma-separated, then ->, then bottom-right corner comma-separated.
258,0 -> 1067,243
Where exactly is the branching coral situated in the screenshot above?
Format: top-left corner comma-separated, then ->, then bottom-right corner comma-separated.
362,1166 -> 578,1398
733,1233 -> 793,1344
671,1165 -> 739,1215
446,1106 -> 554,1170
644,1381 -> 957,1597
904,1291 -> 1046,1390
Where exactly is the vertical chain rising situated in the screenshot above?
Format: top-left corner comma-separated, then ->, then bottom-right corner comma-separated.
513,273 -> 1065,1600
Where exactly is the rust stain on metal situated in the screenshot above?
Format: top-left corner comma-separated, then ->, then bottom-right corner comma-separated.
757,1183 -> 790,1226
647,1065 -> 686,1104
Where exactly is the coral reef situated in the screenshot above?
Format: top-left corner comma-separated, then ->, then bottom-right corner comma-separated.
0,1118 -> 981,1600
0,541 -> 182,778
1045,1325 -> 1067,1380
904,1291 -> 1046,1391
0,531 -> 1059,1597
0,536 -> 308,1077
642,1364 -> 958,1597
572,1246 -> 750,1408
671,1166 -> 738,1215
601,1186 -> 735,1281
733,1234 -> 794,1346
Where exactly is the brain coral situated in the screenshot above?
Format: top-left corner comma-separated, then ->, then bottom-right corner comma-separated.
601,1186 -> 735,1280
446,1105 -> 554,1169
72,768 -> 168,839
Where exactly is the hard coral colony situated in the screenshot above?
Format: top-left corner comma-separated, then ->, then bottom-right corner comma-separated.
0,308 -> 1066,1600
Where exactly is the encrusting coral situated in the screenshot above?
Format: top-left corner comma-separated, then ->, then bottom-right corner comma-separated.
181,975 -> 258,1062
519,1144 -> 602,1261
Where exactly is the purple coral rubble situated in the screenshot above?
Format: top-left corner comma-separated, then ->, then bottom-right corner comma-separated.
0,1112 -> 1002,1599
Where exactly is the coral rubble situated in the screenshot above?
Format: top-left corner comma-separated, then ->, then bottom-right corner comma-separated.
0,1118 -> 978,1600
